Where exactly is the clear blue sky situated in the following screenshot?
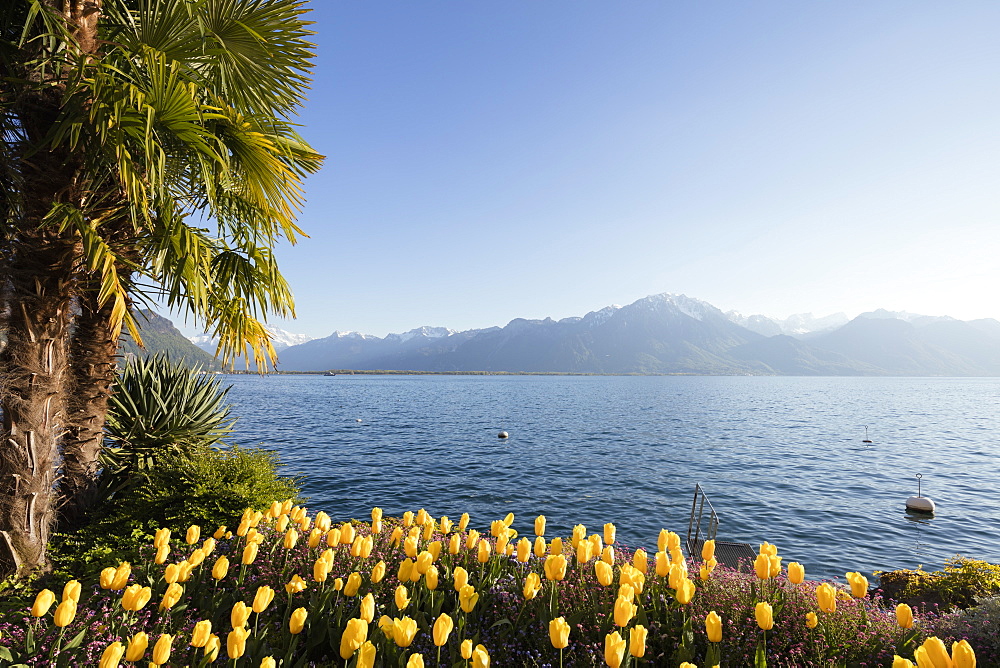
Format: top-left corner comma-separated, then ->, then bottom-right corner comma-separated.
179,1 -> 1000,339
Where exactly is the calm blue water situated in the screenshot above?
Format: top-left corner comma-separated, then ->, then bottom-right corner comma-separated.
223,374 -> 1000,581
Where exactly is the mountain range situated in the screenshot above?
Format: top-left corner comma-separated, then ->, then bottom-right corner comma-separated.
224,294 -> 1000,376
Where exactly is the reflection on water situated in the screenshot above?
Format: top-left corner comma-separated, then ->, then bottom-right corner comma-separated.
225,374 -> 1000,579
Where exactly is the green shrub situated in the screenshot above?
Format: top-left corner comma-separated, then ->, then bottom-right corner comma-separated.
877,556 -> 1000,612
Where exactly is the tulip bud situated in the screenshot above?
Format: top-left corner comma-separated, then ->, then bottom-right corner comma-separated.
290,607 -> 308,634
544,554 -> 567,581
461,639 -> 474,659
706,611 -> 722,642
227,628 -> 248,659
154,544 -> 169,565
252,586 -> 275,613
549,616 -> 570,649
152,634 -> 173,665
755,602 -> 774,630
154,528 -> 171,548
523,572 -> 542,600
393,616 -> 418,647
806,612 -> 818,628
99,641 -> 125,668
477,539 -> 492,563
633,549 -> 648,574
125,632 -> 148,662
629,625 -> 647,658
459,584 -> 479,613
816,583 -> 837,613
185,525 -> 200,545
212,555 -> 229,580
31,589 -> 55,617
341,522 -> 356,544
360,593 -> 375,623
340,617 -> 369,659
701,539 -> 716,561
242,542 -> 258,565
895,603 -> 913,629
534,536 -> 547,557
425,565 -> 440,590
614,595 -> 636,627
190,619 -> 212,648
395,584 -> 410,610
433,613 -> 454,646
787,562 -> 805,584
605,631 -> 626,668
344,571 -> 362,596
54,599 -> 77,627
595,560 -> 613,587
447,533 -> 461,555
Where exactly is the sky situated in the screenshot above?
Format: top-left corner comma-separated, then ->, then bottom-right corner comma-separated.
174,2 -> 1000,339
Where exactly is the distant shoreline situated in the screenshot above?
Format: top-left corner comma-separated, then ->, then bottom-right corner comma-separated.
224,369 -> 703,376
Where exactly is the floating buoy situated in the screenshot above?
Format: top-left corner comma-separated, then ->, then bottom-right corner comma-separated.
905,473 -> 935,514
355,418 -> 362,423
497,431 -> 508,439
862,425 -> 872,444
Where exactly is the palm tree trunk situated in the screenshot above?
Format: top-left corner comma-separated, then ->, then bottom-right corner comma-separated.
59,288 -> 120,527
0,232 -> 76,576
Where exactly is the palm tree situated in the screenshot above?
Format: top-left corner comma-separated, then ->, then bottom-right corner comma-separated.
1,0 -> 322,574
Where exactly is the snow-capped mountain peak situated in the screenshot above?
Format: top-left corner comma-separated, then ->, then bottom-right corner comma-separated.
385,326 -> 457,343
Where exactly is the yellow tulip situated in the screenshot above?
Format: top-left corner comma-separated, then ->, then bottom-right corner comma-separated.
461,639 -> 474,659
472,645 -> 490,668
571,524 -> 586,548
242,542 -> 258,565
440,515 -> 452,533
477,539 -> 492,563
261,657 -> 277,668
846,571 -> 869,598
151,634 -> 173,665
590,534 -> 604,557
655,551 -> 670,577
393,616 -> 418,647
914,636 -> 952,668
159,582 -> 182,610
669,562 -> 686,590
787,562 -> 805,584
99,641 -> 125,668
164,563 -> 181,584
188,547 -> 206,567
100,567 -> 116,589
618,583 -> 635,602
290,606 -> 308,634
190,619 -> 212,648
534,536 -> 547,557
204,634 -> 220,662
892,657 -> 915,668
154,544 -> 169,565
371,507 -> 383,523
755,602 -> 774,630
602,545 -> 615,565
340,617 -> 369,659
125,632 -> 148,662
359,593 -> 375,623
433,613 -> 454,646
459,584 -> 480,612
406,654 -> 425,668
122,584 -> 151,611
283,528 -> 298,549
422,522 -> 435,542
447,565 -> 466,591
633,549 -> 648,574
952,639 -> 976,668
31,589 -> 55,617
313,557 -> 332,583
252,586 -> 275,613
816,583 -> 837,613
414,550 -> 432,575
389,526 -> 403,547
675,578 -> 696,605
754,553 -> 771,580
109,561 -> 130,590
701,539 -> 716,561
549,616 -> 570,649
213,525 -> 227,539
629,625 -> 647,658
523,572 -> 542,600
344,571 -> 362,596
576,540 -> 592,565
231,601 -> 252,629
154,528 -> 171,548
604,631 -> 626,668
186,524 -> 200,545
459,512 -> 471,531
446,533 -> 460,555
613,595 -> 637,627
806,612 -> 818,628
286,574 -> 308,595
706,611 -> 722,642
595,560 -> 613,586
544,554 -> 567,581
896,603 -> 914,629
227,628 -> 248,659
177,561 -> 194,583
398,558 -> 414,582
769,554 -> 782,578
358,641 -> 377,668
667,531 -> 681,552
550,536 -> 563,555
372,560 -> 386,583
426,565 -> 440,590
759,541 -> 778,556
535,515 -> 546,536
212,555 -> 229,580
54,599 -> 76,627
362,535 -> 375,558
502,511 -> 514,527
395,584 -> 410,610
340,522 -> 356,544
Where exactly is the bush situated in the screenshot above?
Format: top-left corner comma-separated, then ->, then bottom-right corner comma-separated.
877,557 -> 1000,612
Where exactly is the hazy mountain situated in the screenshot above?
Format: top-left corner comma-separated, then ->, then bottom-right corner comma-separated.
190,325 -> 314,353
726,311 -> 850,337
119,310 -> 222,370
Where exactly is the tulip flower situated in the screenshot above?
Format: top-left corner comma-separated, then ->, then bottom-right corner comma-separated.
231,601 -> 252,629
816,583 -> 837,613
572,524 -> 586,548
576,540 -> 592,565
406,654 -> 425,668
550,537 -> 563,555
440,515 -> 452,533
125,633 -> 148,662
164,563 -> 181,584
100,567 -> 116,589
242,542 -> 258,565
550,616 -> 570,649
806,612 -> 818,629
433,613 -> 454,646
896,603 -> 914,629
514,537 -> 531,562
769,554 -> 782,578
633,549 -> 648,574
341,522 -> 356,544
666,531 -> 681,552
122,584 -> 151,612
523,572 -> 542,600
952,639 -> 976,668
675,578 -> 696,605
590,534 -> 604,556
605,631 -> 626,668
351,593 -> 371,624
754,553 -> 771,580
261,657 -> 277,668
252,586 -> 275,613
227,628 -> 248,659
595,560 -> 613,586
54,599 -> 76,627
618,583 -> 635,602
154,528 -> 171,548
31,589 -> 55,617
535,515 -> 546,536
371,560 -> 386,584
286,574 -> 308,595
544,554 -> 567,581
446,533 -> 461,555
334,578 -> 344,591
787,562 -> 805,585
159,582 -> 182,611
344,571 -> 362,596
669,563 -> 687,590
340,618 -> 369,659
760,541 -> 778,556
99,641 -> 125,668
358,642 -> 377,668
893,657 -> 915,668
629,625 -> 647,658
290,607 -> 308,634
452,566 -> 469,592
614,594 -> 637,627
472,645 -> 490,668
477,539 -> 492,563
190,620 -> 212,648
425,565 -> 440,590
108,562 -> 130,590
398,558 -> 414,582
655,551 -> 670,577
459,584 -> 479,612
846,571 -> 869,598
313,557 -> 332,583
212,555 -> 229,580
371,506 -> 383,523
394,616 -> 418,647
151,634 -> 173,665
700,539 -> 716,561
185,524 -> 200,545
534,536 -> 547,558
395,584 -> 410,610
706,611 -> 722,643
213,525 -> 227,539
422,521 -> 435,542
154,544 -> 169,565
914,636 -> 952,668
755,602 -> 774,630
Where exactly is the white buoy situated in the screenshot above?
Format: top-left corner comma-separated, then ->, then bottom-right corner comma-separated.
905,473 -> 935,514
356,418 -> 362,423
497,431 -> 508,439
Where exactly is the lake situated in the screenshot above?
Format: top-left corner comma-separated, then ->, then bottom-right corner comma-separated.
223,374 -> 1000,581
